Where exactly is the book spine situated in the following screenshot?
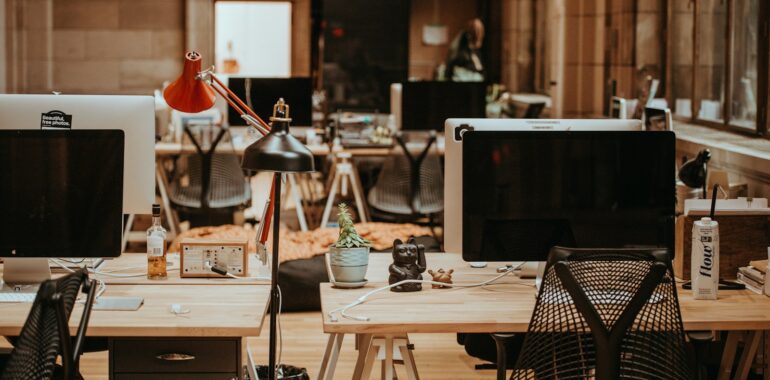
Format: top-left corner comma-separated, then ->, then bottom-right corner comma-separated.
738,267 -> 765,284
737,272 -> 764,295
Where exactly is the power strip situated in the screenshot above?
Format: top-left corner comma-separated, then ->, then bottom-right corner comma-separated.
179,239 -> 249,278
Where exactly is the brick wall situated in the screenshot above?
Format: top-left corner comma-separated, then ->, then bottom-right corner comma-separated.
8,0 -> 184,95
500,0 -> 534,93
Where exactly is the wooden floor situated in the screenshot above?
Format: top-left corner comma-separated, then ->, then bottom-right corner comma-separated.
3,311 -> 496,379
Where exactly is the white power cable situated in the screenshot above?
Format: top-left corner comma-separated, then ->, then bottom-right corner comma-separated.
327,266 -> 536,322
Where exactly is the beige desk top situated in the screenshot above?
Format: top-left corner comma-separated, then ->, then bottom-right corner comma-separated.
0,255 -> 270,337
321,252 -> 770,334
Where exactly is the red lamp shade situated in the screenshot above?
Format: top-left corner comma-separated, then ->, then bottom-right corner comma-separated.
163,51 -> 216,113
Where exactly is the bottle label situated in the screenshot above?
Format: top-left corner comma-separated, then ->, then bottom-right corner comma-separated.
147,236 -> 164,257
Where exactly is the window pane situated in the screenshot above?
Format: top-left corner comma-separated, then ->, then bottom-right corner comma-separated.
671,0 -> 694,118
729,0 -> 759,129
695,0 -> 726,123
215,1 -> 292,77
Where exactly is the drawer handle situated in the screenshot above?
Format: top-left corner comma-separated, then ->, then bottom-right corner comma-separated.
155,353 -> 196,361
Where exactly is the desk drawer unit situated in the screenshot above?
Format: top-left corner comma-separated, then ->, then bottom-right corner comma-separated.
109,338 -> 242,380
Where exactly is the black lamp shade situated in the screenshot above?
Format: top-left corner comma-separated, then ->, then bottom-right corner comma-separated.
241,121 -> 315,173
678,149 -> 710,188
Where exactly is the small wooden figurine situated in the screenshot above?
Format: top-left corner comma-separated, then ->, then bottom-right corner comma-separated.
388,238 -> 427,292
428,268 -> 454,288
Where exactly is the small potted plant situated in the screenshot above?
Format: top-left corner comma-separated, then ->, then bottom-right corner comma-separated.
327,203 -> 371,287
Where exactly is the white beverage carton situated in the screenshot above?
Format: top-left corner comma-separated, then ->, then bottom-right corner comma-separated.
691,217 -> 719,300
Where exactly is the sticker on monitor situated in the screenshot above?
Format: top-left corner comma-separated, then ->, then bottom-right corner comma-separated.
40,110 -> 72,130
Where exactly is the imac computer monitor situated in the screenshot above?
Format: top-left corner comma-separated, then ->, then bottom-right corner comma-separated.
226,77 -> 313,126
462,130 -> 675,262
0,94 -> 155,214
444,118 -> 643,254
401,81 -> 486,131
0,130 -> 124,259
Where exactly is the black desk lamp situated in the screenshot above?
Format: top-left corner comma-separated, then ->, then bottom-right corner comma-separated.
241,98 -> 315,380
678,149 -> 711,198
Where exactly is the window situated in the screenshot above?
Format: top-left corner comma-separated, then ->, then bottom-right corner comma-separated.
214,1 -> 292,77
668,0 -> 768,135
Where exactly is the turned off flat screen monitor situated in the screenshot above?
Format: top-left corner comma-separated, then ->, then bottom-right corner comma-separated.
226,77 -> 313,126
0,130 -> 124,258
462,131 -> 676,262
401,81 -> 486,131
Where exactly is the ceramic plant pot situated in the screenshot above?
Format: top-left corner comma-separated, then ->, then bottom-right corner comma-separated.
327,245 -> 370,284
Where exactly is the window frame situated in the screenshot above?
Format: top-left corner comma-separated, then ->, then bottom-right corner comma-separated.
666,0 -> 769,137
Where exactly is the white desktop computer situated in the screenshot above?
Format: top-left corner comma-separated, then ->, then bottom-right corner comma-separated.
443,118 -> 643,255
0,94 -> 155,215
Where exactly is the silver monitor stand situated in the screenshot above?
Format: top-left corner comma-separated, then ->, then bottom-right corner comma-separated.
2,258 -> 52,287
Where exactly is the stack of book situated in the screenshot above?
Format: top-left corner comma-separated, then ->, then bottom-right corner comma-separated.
737,259 -> 768,295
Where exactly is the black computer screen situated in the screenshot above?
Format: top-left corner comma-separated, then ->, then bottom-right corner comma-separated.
0,130 -> 124,258
401,81 -> 486,131
227,77 -> 313,126
462,131 -> 675,262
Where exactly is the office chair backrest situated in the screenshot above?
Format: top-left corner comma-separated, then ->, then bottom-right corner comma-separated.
513,247 -> 690,380
172,124 -> 250,211
367,132 -> 443,216
1,270 -> 96,380
522,102 -> 546,118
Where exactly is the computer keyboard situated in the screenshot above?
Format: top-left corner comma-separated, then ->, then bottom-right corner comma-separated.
0,292 -> 36,303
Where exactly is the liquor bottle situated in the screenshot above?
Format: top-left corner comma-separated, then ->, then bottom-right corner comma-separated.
147,204 -> 168,280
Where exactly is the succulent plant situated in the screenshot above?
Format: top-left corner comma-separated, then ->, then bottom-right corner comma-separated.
333,203 -> 371,248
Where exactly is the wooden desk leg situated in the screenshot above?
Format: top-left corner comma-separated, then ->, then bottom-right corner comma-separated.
399,341 -> 420,380
382,336 -> 394,380
156,161 -> 180,238
317,333 -> 344,380
360,340 -> 380,380
122,213 -> 135,252
320,170 -> 341,227
736,330 -> 762,380
288,174 -> 309,232
353,334 -> 374,379
718,331 -> 743,380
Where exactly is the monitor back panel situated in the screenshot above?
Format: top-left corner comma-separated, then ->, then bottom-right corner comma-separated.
0,94 -> 154,214
401,82 -> 486,131
226,77 -> 313,126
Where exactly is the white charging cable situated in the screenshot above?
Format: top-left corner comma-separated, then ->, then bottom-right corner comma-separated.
327,266 -> 535,322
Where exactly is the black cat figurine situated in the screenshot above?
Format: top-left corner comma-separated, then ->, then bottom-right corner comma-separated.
388,238 -> 427,292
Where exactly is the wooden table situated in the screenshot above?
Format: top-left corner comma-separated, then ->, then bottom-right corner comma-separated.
318,252 -> 770,380
1,254 -> 269,379
154,127 -> 446,158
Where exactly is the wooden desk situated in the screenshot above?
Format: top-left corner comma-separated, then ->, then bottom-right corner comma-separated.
1,256 -> 269,379
318,252 -> 770,380
155,127 -> 446,158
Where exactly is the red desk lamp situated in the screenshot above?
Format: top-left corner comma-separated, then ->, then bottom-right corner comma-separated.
163,51 -> 276,267
164,52 -> 316,380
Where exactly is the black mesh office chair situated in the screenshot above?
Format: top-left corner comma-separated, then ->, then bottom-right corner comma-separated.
1,270 -> 97,380
168,125 -> 251,224
367,132 -> 443,233
512,247 -> 690,380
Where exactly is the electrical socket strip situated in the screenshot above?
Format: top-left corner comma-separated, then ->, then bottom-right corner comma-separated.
179,239 -> 249,278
